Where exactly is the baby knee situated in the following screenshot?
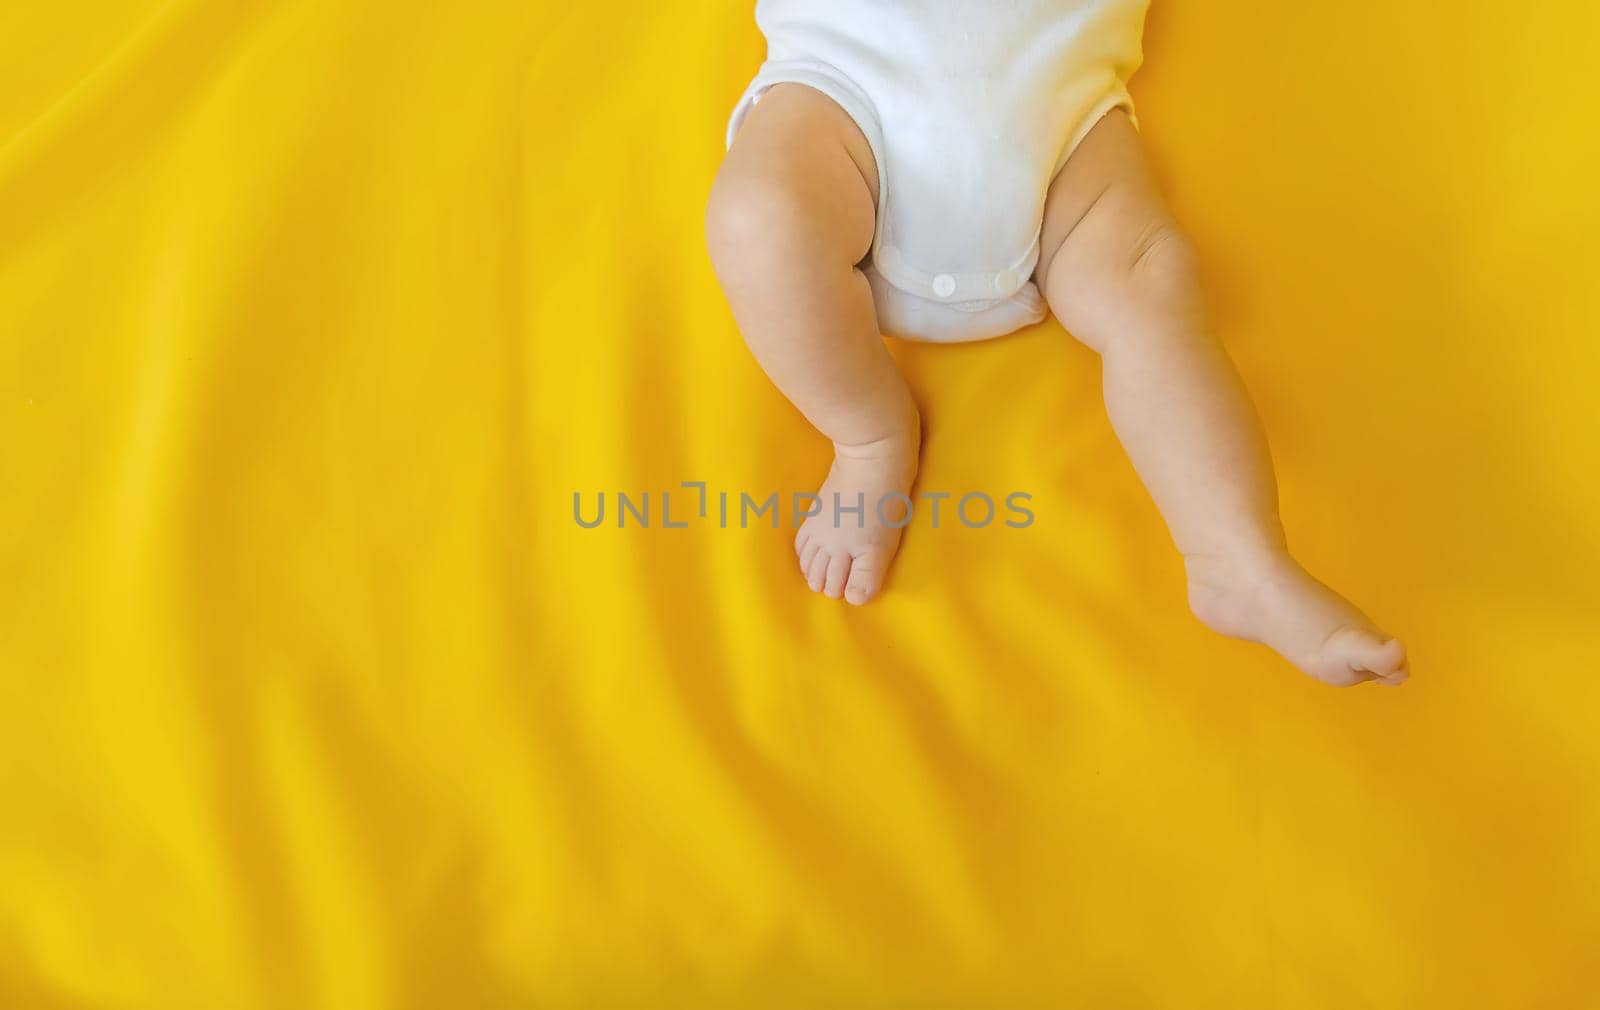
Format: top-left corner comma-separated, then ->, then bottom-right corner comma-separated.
1079,188 -> 1199,296
1122,218 -> 1201,301
705,169 -> 762,279
706,166 -> 822,282
1043,193 -> 1204,348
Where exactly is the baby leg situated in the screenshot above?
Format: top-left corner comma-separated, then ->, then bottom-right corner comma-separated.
707,84 -> 918,605
1037,110 -> 1407,686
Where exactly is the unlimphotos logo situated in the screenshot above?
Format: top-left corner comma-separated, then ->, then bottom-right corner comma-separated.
574,482 -> 1034,530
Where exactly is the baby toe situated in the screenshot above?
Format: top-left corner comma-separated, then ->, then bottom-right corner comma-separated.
1335,628 -> 1409,683
806,549 -> 830,593
1369,638 -> 1409,682
798,540 -> 821,576
822,552 -> 852,599
843,551 -> 881,606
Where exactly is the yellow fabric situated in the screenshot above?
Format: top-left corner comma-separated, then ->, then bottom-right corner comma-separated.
3,2 -> 1597,1006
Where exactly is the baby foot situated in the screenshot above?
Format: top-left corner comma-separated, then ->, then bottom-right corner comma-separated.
1185,552 -> 1409,687
793,428 -> 919,605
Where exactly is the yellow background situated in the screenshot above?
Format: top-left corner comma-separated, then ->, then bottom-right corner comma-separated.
3,1 -> 1598,1007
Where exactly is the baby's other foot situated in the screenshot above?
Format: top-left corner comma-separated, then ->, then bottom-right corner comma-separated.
793,429 -> 919,605
1185,552 -> 1409,687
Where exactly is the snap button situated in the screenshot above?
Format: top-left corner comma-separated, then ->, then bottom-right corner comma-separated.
932,273 -> 957,298
994,269 -> 1020,295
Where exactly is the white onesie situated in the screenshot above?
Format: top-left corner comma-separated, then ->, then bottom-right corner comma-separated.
726,0 -> 1150,344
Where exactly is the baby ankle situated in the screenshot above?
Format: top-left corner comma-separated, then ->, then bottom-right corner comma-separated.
1184,546 -> 1298,598
831,424 -> 919,462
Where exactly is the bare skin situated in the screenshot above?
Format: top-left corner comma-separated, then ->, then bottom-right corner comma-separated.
707,85 -> 1407,686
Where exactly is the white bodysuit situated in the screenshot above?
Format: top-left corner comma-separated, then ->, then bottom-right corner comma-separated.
726,0 -> 1150,344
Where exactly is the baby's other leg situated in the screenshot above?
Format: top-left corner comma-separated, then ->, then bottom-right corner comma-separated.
707,84 -> 918,605
1036,110 -> 1407,686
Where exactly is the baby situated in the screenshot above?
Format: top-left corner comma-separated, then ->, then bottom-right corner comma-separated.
706,0 -> 1409,687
